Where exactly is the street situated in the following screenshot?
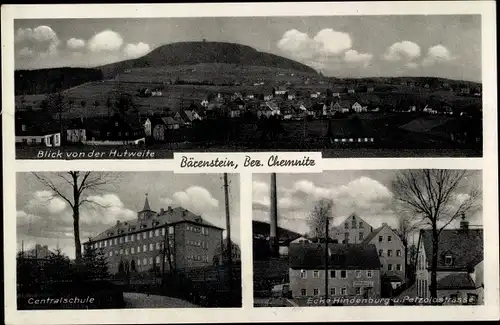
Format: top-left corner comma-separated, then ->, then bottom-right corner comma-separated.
123,292 -> 199,308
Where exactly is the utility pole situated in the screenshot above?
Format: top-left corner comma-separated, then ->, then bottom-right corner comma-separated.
324,215 -> 329,306
269,173 -> 279,257
223,173 -> 233,293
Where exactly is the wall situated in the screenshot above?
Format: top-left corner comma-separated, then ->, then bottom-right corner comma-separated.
332,214 -> 374,244
15,135 -> 46,144
369,226 -> 405,281
290,268 -> 381,299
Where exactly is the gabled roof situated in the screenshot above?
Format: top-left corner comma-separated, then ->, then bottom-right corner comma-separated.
436,273 -> 476,290
419,228 -> 483,270
289,243 -> 380,270
15,110 -> 60,135
86,206 -> 222,243
362,224 -> 398,244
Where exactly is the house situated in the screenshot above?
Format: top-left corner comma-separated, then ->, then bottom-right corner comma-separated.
96,113 -> 145,141
275,87 -> 288,95
347,88 -> 356,94
362,223 -> 406,290
245,93 -> 255,100
331,213 -> 374,244
310,103 -> 325,119
331,101 -> 350,114
310,92 -> 320,99
422,105 -> 438,115
231,92 -> 243,101
263,93 -> 274,101
332,92 -> 341,98
460,87 -> 471,95
415,216 -> 483,305
201,99 -> 210,108
257,101 -> 281,119
144,118 -> 152,137
15,110 -> 60,146
82,196 -> 224,273
65,118 -> 87,143
289,243 -> 382,300
151,88 -> 163,97
287,92 -> 297,100
366,86 -> 375,93
138,88 -> 152,97
149,117 -> 168,141
291,236 -> 313,244
280,107 -> 293,120
352,102 -> 367,113
22,244 -> 54,259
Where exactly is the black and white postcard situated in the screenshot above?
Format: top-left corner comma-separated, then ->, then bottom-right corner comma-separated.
16,172 -> 241,309
252,170 -> 483,307
9,12 -> 484,159
2,2 -> 498,325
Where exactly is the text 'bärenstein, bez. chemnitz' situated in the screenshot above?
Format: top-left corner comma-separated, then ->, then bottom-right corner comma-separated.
179,155 -> 316,169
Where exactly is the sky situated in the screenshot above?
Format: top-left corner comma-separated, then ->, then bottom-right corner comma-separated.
14,15 -> 481,81
253,170 -> 483,243
16,172 -> 240,259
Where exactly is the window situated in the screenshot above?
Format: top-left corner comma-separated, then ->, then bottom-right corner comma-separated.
143,258 -> 147,265
396,264 -> 402,271
119,249 -> 123,255
149,231 -> 153,238
378,236 -> 383,242
352,219 -> 356,228
445,255 -> 453,266
301,289 -> 307,296
156,242 -> 160,250
104,241 -> 107,247
125,236 -> 128,243
149,257 -> 153,265
137,234 -> 141,240
379,249 -> 383,257
313,270 -> 319,278
359,222 -> 364,229
137,246 -> 141,253
387,250 -> 393,257
341,287 -> 347,295
156,256 -> 161,264
388,264 -> 393,271
131,247 -> 135,254
143,244 -> 147,252
344,223 -> 349,229
109,251 -> 113,257
366,270 -> 372,278
356,270 -> 361,278
330,270 -> 336,278
137,259 -> 141,266
130,235 -> 134,242
359,232 -> 364,240
149,243 -> 154,251
340,270 -> 347,278
143,232 -> 147,239
162,228 -> 166,236
396,250 -> 401,256
313,289 -> 319,296
355,287 -> 361,295
169,226 -> 174,234
155,229 -> 159,237
119,237 -> 123,244
300,270 -> 307,279
330,288 -> 336,295
388,236 -> 392,242
114,238 -> 117,245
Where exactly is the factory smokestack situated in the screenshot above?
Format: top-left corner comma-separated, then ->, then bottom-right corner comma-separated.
269,173 -> 279,257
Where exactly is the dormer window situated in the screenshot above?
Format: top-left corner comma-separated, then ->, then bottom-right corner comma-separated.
21,124 -> 27,132
445,255 -> 453,266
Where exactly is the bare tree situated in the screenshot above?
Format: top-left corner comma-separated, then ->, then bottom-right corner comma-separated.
32,172 -> 119,262
394,209 -> 421,282
392,169 -> 481,299
308,198 -> 334,239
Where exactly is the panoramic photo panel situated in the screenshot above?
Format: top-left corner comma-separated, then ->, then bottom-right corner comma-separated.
14,15 -> 482,159
16,172 -> 241,309
252,170 -> 483,307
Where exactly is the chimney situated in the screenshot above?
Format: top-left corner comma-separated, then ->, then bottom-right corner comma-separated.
460,213 -> 469,230
269,173 -> 279,257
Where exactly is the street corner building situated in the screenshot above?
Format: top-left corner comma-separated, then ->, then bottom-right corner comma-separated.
82,196 -> 224,274
288,242 -> 382,305
415,216 -> 484,305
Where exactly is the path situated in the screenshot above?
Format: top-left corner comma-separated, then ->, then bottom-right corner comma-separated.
123,292 -> 199,308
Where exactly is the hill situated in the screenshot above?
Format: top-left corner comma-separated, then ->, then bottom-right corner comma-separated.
252,220 -> 302,242
100,41 -> 317,78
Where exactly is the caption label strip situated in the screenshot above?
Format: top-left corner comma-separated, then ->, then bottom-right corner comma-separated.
173,152 -> 323,173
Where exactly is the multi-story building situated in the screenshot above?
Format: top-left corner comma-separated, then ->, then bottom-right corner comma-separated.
362,223 -> 406,289
415,216 -> 483,305
288,243 -> 381,300
331,213 -> 374,244
83,196 -> 224,274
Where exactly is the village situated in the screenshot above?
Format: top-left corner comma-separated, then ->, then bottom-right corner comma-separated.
15,78 -> 482,152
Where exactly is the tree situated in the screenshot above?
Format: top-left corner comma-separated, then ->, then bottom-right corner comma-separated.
93,99 -> 100,113
115,93 -> 135,114
394,210 -> 420,282
32,172 -> 119,262
83,242 -> 109,280
308,198 -> 334,239
214,238 -> 240,265
392,170 -> 481,299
